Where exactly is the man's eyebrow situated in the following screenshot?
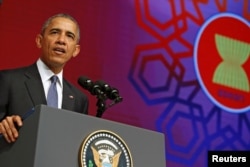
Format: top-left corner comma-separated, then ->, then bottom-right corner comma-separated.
49,28 -> 76,38
66,31 -> 76,38
49,28 -> 60,32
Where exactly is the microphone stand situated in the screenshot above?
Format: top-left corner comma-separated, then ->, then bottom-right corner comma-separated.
96,93 -> 107,118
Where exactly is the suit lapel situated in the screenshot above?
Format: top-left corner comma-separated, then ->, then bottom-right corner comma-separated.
24,64 -> 47,106
62,80 -> 75,111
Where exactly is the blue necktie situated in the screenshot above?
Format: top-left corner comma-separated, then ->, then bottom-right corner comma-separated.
47,75 -> 58,108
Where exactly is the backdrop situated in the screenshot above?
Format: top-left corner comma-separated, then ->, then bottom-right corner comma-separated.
0,0 -> 249,166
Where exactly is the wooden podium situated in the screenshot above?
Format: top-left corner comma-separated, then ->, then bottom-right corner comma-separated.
0,105 -> 166,166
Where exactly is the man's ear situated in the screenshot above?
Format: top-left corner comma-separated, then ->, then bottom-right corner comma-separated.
35,34 -> 43,48
72,45 -> 80,58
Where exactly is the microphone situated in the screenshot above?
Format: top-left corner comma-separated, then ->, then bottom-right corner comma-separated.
78,76 -> 104,96
108,88 -> 123,103
78,76 -> 123,117
95,80 -> 123,103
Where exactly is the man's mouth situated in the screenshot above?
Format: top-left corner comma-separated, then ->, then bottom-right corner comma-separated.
53,47 -> 66,54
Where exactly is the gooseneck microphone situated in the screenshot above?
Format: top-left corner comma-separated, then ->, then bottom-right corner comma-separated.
94,80 -> 123,103
77,76 -> 104,96
78,76 -> 123,117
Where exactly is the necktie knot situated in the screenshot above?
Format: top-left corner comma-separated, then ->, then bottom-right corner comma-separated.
50,75 -> 58,84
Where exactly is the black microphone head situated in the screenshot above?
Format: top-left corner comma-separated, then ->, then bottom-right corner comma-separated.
78,76 -> 93,90
95,80 -> 122,102
78,76 -> 104,96
95,80 -> 111,92
91,84 -> 103,95
107,88 -> 122,103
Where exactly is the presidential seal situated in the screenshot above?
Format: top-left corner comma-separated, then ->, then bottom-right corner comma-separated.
79,130 -> 133,167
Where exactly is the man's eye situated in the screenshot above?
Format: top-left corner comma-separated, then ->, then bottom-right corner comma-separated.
67,34 -> 74,39
51,31 -> 58,34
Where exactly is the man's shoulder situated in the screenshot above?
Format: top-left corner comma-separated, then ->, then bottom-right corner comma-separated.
0,64 -> 39,82
0,64 -> 36,74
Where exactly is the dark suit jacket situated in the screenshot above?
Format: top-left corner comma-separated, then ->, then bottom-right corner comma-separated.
0,63 -> 88,120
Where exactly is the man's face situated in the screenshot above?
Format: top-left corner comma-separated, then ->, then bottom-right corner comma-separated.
36,17 -> 80,73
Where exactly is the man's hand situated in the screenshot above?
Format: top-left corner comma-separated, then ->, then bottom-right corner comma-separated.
0,115 -> 23,143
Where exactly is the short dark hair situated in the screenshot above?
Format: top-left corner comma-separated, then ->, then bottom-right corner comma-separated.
40,13 -> 80,43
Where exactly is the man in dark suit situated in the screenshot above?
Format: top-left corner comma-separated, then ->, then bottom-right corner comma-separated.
0,13 -> 88,143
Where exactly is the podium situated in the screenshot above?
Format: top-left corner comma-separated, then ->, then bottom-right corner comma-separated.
0,105 -> 166,167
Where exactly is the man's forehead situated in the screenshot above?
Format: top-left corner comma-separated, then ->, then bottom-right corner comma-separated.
46,17 -> 77,32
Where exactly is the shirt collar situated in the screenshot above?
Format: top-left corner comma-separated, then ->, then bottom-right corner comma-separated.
36,58 -> 63,86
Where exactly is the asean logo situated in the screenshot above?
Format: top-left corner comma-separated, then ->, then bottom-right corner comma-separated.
79,130 -> 133,167
194,13 -> 250,113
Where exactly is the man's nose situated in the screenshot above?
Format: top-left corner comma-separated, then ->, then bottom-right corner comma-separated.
56,34 -> 66,44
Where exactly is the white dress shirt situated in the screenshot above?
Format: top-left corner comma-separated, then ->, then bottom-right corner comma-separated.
36,59 -> 63,108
